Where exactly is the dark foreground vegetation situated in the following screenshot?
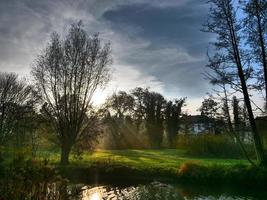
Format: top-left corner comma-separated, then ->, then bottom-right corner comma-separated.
0,157 -> 71,200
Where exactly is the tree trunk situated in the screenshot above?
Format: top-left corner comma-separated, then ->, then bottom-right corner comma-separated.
227,12 -> 267,166
233,37 -> 267,166
168,135 -> 174,148
60,143 -> 71,165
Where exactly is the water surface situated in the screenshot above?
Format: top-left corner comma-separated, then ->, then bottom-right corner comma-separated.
76,181 -> 267,200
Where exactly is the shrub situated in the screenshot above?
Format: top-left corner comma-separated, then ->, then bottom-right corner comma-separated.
176,134 -> 253,158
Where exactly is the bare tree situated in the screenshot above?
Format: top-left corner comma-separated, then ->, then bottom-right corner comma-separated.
204,56 -> 255,164
243,0 -> 267,109
203,0 -> 267,165
32,22 -> 111,165
0,72 -> 35,145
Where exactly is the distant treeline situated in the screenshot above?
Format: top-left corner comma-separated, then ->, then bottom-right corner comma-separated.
98,88 -> 186,149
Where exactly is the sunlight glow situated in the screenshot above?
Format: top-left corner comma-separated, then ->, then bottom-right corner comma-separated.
89,192 -> 102,200
81,187 -> 103,200
91,89 -> 108,106
92,89 -> 112,106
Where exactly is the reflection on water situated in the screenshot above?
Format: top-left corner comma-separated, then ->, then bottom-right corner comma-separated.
80,182 -> 183,200
77,181 -> 267,200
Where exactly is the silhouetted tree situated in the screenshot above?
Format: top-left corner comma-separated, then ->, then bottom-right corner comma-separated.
204,0 -> 267,165
32,22 -> 111,165
103,91 -> 139,149
232,96 -> 241,132
12,104 -> 37,148
199,97 -> 219,119
165,99 -> 185,148
131,88 -> 166,148
199,97 -> 219,133
131,87 -> 146,134
105,91 -> 134,119
204,55 -> 236,133
153,92 -> 166,148
0,73 -> 36,146
244,0 -> 267,109
204,26 -> 255,164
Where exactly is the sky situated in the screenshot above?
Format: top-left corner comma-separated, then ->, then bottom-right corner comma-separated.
0,0 -> 213,114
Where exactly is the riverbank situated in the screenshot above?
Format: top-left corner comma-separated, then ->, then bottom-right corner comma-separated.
58,159 -> 267,187
46,149 -> 266,187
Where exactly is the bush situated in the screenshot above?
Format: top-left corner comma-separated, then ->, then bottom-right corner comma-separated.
176,134 -> 253,158
177,161 -> 267,186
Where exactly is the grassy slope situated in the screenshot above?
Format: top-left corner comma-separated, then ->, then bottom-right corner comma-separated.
40,149 -> 249,173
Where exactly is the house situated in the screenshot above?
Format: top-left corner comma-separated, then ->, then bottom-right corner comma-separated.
180,115 -> 224,134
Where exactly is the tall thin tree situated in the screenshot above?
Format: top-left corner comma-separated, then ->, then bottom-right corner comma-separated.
203,0 -> 267,165
244,0 -> 267,109
165,99 -> 185,148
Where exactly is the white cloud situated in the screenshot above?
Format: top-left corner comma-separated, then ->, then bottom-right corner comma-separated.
111,64 -> 164,92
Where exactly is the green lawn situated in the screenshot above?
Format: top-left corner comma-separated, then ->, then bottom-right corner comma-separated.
5,148 -> 263,184
38,149 -> 249,173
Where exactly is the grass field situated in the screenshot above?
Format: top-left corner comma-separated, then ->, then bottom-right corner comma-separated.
6,148 -> 267,185
37,149 -> 249,173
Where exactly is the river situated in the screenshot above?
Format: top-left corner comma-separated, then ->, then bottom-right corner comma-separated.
72,181 -> 267,200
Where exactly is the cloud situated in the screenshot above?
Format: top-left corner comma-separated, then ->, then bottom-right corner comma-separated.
111,64 -> 165,93
102,0 -> 211,98
0,0 -> 212,113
